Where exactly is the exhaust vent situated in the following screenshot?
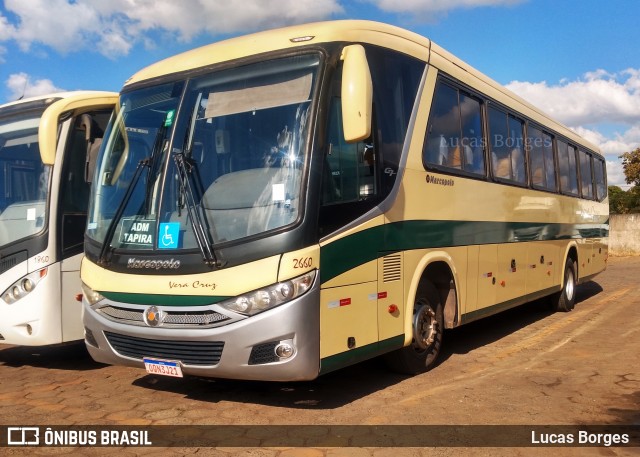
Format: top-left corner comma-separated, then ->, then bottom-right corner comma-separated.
383,253 -> 402,282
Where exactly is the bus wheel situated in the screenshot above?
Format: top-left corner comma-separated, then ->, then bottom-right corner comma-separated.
551,257 -> 577,312
384,282 -> 444,374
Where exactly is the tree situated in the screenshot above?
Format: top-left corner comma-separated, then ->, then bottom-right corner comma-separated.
609,185 -> 640,214
608,186 -> 630,214
620,147 -> 640,186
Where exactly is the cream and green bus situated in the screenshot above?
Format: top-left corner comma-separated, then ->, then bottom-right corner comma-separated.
81,20 -> 608,380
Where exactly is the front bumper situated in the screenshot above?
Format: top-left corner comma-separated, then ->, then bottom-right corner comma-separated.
82,279 -> 321,381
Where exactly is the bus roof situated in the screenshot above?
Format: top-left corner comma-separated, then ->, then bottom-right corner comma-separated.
0,91 -> 114,110
38,91 -> 118,165
124,20 -> 430,87
124,20 -> 600,155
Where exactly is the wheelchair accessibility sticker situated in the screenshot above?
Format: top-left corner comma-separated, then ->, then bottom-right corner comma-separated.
158,222 -> 180,249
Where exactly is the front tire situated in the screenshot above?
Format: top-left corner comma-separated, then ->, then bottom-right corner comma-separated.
551,257 -> 577,312
384,281 -> 444,374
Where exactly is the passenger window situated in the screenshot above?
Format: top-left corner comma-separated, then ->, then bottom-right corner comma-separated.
425,82 -> 461,167
557,140 -> 579,195
543,132 -> 556,191
424,80 -> 485,175
489,107 -> 526,184
579,150 -> 594,199
594,157 -> 607,201
528,125 -> 556,191
460,93 -> 485,174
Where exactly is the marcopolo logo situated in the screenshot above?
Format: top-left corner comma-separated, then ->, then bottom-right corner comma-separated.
127,258 -> 181,270
425,174 -> 455,187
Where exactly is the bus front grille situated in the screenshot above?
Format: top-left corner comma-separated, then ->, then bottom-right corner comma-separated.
97,305 -> 229,328
104,331 -> 224,366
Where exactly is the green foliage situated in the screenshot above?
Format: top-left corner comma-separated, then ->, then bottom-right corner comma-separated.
609,185 -> 640,214
620,148 -> 640,186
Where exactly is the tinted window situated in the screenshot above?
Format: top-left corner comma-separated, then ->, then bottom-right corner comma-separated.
579,150 -> 594,199
557,140 -> 579,195
508,116 -> 526,183
0,110 -> 51,248
424,80 -> 485,175
460,93 -> 485,174
528,125 -> 556,191
323,98 -> 375,205
594,157 -> 607,200
543,132 -> 556,191
489,106 -> 526,184
424,82 -> 461,167
319,46 -> 424,236
366,45 -> 425,195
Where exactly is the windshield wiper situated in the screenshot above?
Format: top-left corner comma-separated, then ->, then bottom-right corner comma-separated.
97,158 -> 149,266
173,152 -> 221,268
98,119 -> 168,266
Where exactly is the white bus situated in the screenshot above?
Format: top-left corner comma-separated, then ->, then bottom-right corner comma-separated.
0,92 -> 116,345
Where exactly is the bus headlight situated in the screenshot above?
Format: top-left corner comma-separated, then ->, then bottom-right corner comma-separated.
81,282 -> 105,306
1,268 -> 47,304
221,270 -> 316,316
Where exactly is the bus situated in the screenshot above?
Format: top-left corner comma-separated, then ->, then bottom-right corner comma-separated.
80,21 -> 608,381
0,91 -> 116,345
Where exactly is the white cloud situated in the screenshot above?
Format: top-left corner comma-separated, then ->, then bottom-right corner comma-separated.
0,0 -> 344,58
5,73 -> 65,101
365,0 -> 524,17
506,69 -> 640,127
572,126 -> 640,157
3,0 -> 99,54
506,69 -> 640,187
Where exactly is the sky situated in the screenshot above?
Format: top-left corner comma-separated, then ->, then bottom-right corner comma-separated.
1,0 -> 639,187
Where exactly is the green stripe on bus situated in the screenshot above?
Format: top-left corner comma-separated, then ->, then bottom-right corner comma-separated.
459,285 -> 561,325
320,219 -> 608,283
319,335 -> 405,375
100,291 -> 230,306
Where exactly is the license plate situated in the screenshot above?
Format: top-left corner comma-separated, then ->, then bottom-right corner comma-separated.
143,357 -> 183,378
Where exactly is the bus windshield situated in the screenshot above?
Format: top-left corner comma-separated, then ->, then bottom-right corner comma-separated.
0,111 -> 51,248
87,54 -> 319,254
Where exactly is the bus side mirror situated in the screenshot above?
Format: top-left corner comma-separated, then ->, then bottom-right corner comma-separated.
340,45 -> 373,143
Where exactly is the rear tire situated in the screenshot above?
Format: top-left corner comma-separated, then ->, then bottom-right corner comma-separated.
551,257 -> 577,312
384,281 -> 444,374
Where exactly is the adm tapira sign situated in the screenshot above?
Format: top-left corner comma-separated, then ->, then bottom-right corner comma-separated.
117,217 -> 155,248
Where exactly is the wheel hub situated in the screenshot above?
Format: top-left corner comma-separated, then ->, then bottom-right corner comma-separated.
413,304 -> 438,350
566,269 -> 575,301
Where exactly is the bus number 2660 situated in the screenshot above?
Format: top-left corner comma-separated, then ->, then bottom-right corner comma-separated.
293,257 -> 313,269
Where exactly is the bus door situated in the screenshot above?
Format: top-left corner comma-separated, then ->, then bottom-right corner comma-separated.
58,110 -> 111,341
318,93 -> 382,359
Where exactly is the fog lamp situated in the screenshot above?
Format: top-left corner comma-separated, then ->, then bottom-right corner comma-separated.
275,343 -> 294,359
